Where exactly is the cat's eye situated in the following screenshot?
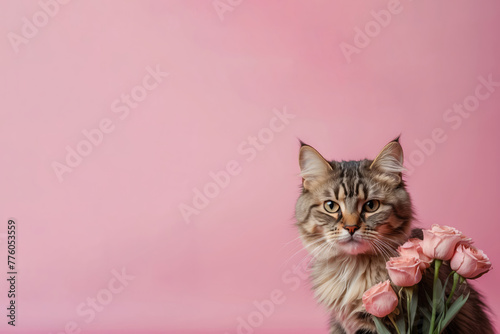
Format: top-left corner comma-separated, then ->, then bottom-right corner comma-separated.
363,200 -> 380,213
324,200 -> 340,213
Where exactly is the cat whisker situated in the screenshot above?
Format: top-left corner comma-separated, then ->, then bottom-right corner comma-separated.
278,235 -> 307,252
280,236 -> 326,269
364,230 -> 401,245
294,238 -> 330,266
368,242 -> 388,261
367,238 -> 396,261
298,241 -> 333,271
306,242 -> 332,268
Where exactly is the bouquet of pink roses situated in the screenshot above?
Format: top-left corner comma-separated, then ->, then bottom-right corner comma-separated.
362,224 -> 492,334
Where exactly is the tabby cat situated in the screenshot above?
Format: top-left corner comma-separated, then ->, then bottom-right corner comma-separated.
295,138 -> 493,334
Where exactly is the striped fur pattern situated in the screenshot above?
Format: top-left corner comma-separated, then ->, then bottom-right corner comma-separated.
294,138 -> 493,334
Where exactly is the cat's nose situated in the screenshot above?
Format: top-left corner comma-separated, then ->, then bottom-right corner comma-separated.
344,225 -> 360,235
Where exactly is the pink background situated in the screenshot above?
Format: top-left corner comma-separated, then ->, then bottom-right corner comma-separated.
1,0 -> 499,333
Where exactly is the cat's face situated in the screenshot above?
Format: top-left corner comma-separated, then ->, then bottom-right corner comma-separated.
295,139 -> 413,259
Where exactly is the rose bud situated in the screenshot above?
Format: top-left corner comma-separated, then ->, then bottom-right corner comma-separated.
450,244 -> 492,279
362,280 -> 398,318
386,256 -> 422,287
422,224 -> 463,260
398,238 -> 432,270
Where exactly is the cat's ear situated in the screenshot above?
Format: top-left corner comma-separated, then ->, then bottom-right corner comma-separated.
299,144 -> 333,190
370,137 -> 404,178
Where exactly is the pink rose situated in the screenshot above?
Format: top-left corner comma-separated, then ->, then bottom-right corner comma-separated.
362,280 -> 398,318
458,233 -> 473,246
398,238 -> 432,270
450,244 -> 492,279
422,224 -> 463,260
386,256 -> 422,287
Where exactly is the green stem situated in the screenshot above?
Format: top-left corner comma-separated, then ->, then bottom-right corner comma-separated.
429,259 -> 442,334
406,287 -> 412,332
446,272 -> 460,308
407,292 -> 411,331
389,315 -> 402,334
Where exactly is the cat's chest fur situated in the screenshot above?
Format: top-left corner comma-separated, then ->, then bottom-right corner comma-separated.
311,255 -> 388,334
